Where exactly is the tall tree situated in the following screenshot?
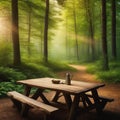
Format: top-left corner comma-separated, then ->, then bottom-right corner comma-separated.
11,0 -> 21,65
101,0 -> 109,70
27,1 -> 32,58
111,0 -> 117,59
73,0 -> 79,60
43,0 -> 49,62
84,0 -> 95,61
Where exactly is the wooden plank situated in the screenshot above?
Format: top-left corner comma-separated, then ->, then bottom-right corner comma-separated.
63,92 -> 72,110
17,77 -> 105,94
31,89 -> 49,104
86,93 -> 114,102
91,89 -> 102,113
68,94 -> 80,120
86,91 -> 114,113
7,91 -> 58,114
52,91 -> 61,102
81,94 -> 93,108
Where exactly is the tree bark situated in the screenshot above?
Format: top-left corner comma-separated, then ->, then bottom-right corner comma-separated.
111,0 -> 117,59
84,0 -> 95,61
43,0 -> 49,62
73,0 -> 79,61
11,0 -> 21,65
27,3 -> 32,58
101,0 -> 109,70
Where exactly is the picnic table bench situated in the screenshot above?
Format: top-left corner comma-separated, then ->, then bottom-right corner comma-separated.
79,92 -> 114,112
7,91 -> 58,120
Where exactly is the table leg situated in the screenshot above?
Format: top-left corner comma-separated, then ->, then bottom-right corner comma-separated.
10,98 -> 22,112
24,85 -> 31,96
20,104 -> 29,117
32,88 -> 50,104
91,89 -> 102,113
21,85 -> 31,117
68,94 -> 80,120
52,91 -> 61,102
63,93 -> 72,110
81,94 -> 93,109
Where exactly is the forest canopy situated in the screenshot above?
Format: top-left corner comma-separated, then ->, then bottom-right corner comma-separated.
0,0 -> 120,65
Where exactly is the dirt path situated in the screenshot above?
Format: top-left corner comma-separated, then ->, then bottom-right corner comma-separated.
0,64 -> 120,120
57,64 -> 96,82
57,64 -> 120,113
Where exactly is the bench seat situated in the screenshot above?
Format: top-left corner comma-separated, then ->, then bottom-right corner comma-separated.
78,92 -> 114,113
7,91 -> 58,114
86,93 -> 114,102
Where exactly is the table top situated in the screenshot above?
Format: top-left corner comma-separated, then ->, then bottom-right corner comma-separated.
17,77 -> 105,95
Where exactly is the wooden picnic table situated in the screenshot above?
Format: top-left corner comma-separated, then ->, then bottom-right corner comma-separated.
17,77 -> 113,120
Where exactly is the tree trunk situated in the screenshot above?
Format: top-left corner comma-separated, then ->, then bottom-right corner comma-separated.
111,0 -> 117,59
73,0 -> 79,61
28,5 -> 32,58
43,0 -> 49,62
65,15 -> 69,60
84,0 -> 95,61
40,23 -> 44,55
11,0 -> 21,65
101,0 -> 109,70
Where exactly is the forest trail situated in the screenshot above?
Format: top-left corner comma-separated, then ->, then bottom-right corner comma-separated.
57,64 -> 97,83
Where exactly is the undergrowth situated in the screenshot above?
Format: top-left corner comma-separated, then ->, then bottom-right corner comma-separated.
0,61 -> 74,97
86,61 -> 120,83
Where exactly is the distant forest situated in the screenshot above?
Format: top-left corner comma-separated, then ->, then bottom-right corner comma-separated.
0,0 -> 120,70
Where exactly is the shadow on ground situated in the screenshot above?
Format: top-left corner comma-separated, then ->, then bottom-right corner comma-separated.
28,108 -> 120,120
0,98 -> 120,120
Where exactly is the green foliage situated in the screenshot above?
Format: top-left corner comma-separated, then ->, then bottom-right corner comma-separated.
0,67 -> 26,82
22,58 -> 75,72
97,70 -> 120,83
86,61 -> 103,73
0,41 -> 12,66
86,61 -> 120,83
42,61 -> 76,72
0,82 -> 23,97
0,61 -> 74,97
13,62 -> 55,78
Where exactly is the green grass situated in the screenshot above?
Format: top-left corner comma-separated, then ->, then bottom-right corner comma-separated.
86,61 -> 120,83
42,61 -> 76,72
13,62 -> 55,79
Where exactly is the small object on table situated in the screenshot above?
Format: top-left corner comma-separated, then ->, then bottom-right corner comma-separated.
52,79 -> 60,84
66,72 -> 71,85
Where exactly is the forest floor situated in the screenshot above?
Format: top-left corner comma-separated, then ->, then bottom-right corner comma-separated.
0,65 -> 120,120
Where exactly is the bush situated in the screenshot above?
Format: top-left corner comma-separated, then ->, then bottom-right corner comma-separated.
0,67 -> 26,82
43,61 -> 76,72
0,41 -> 12,66
0,82 -> 23,97
0,61 -> 74,97
13,62 -> 56,79
97,70 -> 120,83
86,61 -> 120,83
